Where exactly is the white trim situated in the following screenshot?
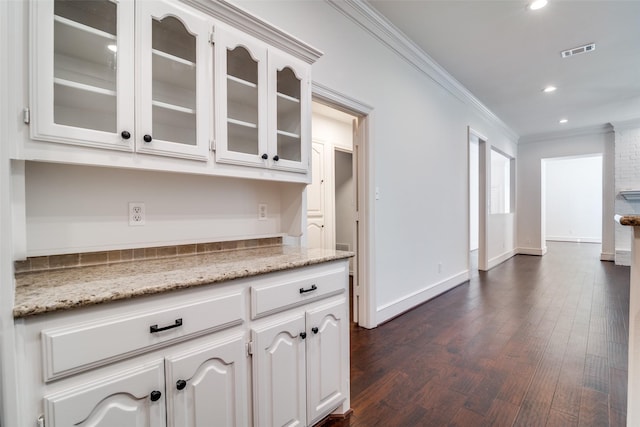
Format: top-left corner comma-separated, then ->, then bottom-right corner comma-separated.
517,247 -> 548,256
601,252 -> 615,262
312,82 -> 373,116
546,236 -> 602,244
182,0 -> 323,64
376,271 -> 469,325
519,124 -> 614,144
610,118 -> 640,131
326,0 -> 518,142
487,249 -> 517,270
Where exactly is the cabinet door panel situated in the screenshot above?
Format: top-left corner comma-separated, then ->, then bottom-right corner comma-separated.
306,299 -> 348,425
44,360 -> 165,427
31,0 -> 135,150
215,27 -> 268,168
165,334 -> 248,427
253,314 -> 306,427
135,0 -> 210,160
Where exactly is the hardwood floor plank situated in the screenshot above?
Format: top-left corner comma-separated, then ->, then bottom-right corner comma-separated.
322,243 -> 629,427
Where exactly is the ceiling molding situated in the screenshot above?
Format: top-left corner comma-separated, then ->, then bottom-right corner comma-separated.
518,124 -> 614,144
312,81 -> 374,116
183,0 -> 323,64
610,118 -> 640,132
326,0 -> 519,142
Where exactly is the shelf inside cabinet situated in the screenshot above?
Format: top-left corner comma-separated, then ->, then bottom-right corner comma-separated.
277,132 -> 302,162
152,100 -> 195,115
227,77 -> 259,126
54,16 -> 117,70
276,92 -> 300,104
152,105 -> 196,146
54,82 -> 116,132
227,121 -> 259,155
54,0 -> 117,36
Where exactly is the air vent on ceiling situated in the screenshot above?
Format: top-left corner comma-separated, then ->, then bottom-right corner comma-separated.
561,43 -> 596,58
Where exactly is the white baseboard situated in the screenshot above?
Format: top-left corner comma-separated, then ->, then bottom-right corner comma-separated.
517,246 -> 548,256
616,250 -> 631,266
546,236 -> 601,244
600,252 -> 615,262
376,270 -> 469,325
487,249 -> 517,270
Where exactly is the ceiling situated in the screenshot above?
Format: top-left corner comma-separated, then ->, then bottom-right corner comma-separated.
366,0 -> 640,139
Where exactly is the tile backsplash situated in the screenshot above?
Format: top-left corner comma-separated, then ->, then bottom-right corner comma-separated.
14,237 -> 282,274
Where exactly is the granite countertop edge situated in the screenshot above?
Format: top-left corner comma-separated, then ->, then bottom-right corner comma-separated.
615,214 -> 640,226
13,246 -> 354,319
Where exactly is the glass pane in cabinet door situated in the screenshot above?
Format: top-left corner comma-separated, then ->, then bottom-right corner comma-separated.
276,67 -> 301,162
53,0 -> 118,132
151,17 -> 197,145
227,47 -> 259,155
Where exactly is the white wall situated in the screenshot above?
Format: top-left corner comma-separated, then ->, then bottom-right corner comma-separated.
614,121 -> 640,265
469,139 -> 479,251
235,0 -> 518,323
544,155 -> 602,243
517,128 -> 614,259
24,162 -> 301,256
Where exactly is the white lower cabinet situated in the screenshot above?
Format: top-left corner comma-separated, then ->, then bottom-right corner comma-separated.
42,332 -> 249,427
21,260 -> 349,427
252,298 -> 348,427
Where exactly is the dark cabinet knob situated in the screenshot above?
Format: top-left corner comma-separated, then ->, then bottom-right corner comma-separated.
143,134 -> 152,143
273,155 -> 279,161
121,130 -> 131,140
312,326 -> 319,334
261,153 -> 268,160
176,379 -> 187,390
300,332 -> 307,339
150,390 -> 162,402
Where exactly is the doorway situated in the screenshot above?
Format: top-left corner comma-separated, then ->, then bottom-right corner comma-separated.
468,127 -> 489,272
310,84 -> 374,328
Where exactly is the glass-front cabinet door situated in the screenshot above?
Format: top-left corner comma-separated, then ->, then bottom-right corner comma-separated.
135,0 -> 211,161
268,51 -> 310,173
31,0 -> 135,151
215,28 -> 268,168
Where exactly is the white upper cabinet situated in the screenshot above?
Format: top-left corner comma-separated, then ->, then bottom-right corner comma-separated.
215,28 -> 269,168
31,0 -> 136,151
31,0 -> 211,160
215,27 -> 311,174
135,0 -> 211,160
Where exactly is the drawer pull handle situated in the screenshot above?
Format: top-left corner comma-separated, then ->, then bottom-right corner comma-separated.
312,326 -> 319,334
150,390 -> 162,402
299,284 -> 317,294
176,379 -> 187,390
150,318 -> 183,333
300,332 -> 307,339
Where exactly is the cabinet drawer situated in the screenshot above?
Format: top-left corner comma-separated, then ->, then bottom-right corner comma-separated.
41,291 -> 244,382
251,263 -> 347,319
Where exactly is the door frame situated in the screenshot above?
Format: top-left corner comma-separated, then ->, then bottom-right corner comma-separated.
468,127 -> 489,272
312,82 -> 376,329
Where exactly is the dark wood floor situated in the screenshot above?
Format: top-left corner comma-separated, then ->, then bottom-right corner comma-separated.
325,242 -> 629,427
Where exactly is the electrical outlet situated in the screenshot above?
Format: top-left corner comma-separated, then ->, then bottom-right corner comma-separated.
129,202 -> 145,226
258,203 -> 267,221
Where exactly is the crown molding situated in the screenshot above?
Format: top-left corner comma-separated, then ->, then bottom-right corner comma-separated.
518,124 -> 614,144
183,0 -> 323,64
610,118 -> 640,132
326,0 -> 519,142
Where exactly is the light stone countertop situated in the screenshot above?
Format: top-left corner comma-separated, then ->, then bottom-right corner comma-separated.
615,214 -> 640,226
14,246 -> 354,318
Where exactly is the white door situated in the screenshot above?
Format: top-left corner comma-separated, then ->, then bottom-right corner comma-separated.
165,334 -> 249,427
135,0 -> 211,160
44,361 -> 166,427
252,314 -> 307,427
306,299 -> 348,425
307,141 -> 326,248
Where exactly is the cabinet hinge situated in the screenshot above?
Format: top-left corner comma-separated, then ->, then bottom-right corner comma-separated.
210,139 -> 216,152
246,341 -> 253,356
37,415 -> 45,427
23,107 -> 30,124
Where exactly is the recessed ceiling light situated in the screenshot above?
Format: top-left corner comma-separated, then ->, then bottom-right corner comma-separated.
559,118 -> 568,124
543,86 -> 557,93
528,0 -> 548,10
